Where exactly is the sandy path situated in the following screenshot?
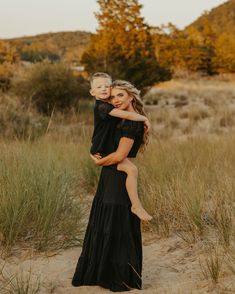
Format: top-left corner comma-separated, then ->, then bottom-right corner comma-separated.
1,232 -> 234,293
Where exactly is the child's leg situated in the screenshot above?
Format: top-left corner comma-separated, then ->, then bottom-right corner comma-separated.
117,158 -> 152,221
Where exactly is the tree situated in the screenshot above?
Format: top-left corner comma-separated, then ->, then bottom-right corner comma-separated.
196,18 -> 217,74
213,33 -> 235,72
0,40 -> 18,64
153,23 -> 217,75
81,0 -> 171,90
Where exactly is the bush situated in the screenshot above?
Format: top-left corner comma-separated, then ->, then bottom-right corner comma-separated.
0,63 -> 14,92
13,62 -> 89,114
0,92 -> 48,140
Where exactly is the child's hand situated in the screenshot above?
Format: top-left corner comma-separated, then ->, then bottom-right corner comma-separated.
90,154 -> 99,164
144,119 -> 151,133
93,153 -> 102,159
90,153 -> 102,165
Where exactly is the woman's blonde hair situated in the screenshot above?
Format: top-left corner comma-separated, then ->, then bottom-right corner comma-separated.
111,80 -> 149,152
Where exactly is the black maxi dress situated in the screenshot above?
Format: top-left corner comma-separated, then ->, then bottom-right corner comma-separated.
72,120 -> 144,292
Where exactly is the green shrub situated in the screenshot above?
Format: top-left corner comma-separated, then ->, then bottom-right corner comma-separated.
13,61 -> 89,114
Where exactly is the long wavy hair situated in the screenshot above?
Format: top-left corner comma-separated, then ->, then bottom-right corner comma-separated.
111,80 -> 149,152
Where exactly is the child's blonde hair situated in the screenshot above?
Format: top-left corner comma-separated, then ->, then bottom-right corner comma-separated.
90,72 -> 112,87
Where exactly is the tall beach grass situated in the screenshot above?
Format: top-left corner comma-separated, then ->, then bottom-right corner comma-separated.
0,136 -> 97,253
0,132 -> 234,257
138,135 -> 235,245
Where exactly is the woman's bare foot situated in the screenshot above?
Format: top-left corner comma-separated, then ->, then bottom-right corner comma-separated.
131,206 -> 153,221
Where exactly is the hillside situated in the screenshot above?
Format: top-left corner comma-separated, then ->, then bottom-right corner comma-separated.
8,31 -> 91,50
3,31 -> 91,63
186,0 -> 235,36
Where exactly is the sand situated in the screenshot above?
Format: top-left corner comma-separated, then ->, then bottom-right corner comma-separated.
1,231 -> 234,293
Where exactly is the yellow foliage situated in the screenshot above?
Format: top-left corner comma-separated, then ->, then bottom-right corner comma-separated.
0,40 -> 18,63
213,33 -> 235,72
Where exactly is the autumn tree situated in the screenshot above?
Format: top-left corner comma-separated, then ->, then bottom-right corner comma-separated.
213,33 -> 235,72
0,40 -> 18,63
153,23 -> 217,75
0,41 -> 19,91
81,0 -> 171,90
194,17 -> 216,74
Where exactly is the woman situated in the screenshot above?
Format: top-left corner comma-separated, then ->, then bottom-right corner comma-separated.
72,80 -> 148,292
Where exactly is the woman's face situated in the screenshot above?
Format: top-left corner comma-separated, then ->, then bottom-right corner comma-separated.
110,88 -> 133,110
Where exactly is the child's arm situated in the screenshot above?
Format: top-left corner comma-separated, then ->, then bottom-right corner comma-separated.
109,109 -> 150,132
109,108 -> 147,122
90,137 -> 134,166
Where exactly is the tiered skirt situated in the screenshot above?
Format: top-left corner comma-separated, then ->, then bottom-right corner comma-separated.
72,166 -> 142,292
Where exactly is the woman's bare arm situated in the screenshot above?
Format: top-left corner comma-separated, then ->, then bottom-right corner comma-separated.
90,137 -> 134,166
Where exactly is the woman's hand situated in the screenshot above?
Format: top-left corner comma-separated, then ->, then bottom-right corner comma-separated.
90,137 -> 134,167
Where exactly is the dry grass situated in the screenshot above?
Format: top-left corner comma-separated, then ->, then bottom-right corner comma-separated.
2,134 -> 234,255
0,138 -> 95,254
200,242 -> 225,284
137,134 -> 235,287
0,263 -> 41,294
138,135 -> 235,246
144,77 -> 235,139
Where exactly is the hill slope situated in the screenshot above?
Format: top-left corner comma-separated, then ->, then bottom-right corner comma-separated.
186,0 -> 235,36
4,31 -> 91,63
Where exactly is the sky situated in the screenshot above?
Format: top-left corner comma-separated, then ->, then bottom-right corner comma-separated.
0,0 -> 227,39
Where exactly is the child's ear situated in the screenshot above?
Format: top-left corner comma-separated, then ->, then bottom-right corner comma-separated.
89,89 -> 95,96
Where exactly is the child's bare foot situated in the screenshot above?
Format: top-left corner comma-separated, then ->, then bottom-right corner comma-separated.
131,206 -> 153,221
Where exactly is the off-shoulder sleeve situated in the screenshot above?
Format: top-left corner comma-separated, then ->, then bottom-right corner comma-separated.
98,102 -> 114,120
121,120 -> 143,140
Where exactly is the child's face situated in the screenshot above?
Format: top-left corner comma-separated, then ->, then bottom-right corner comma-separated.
90,77 -> 111,100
